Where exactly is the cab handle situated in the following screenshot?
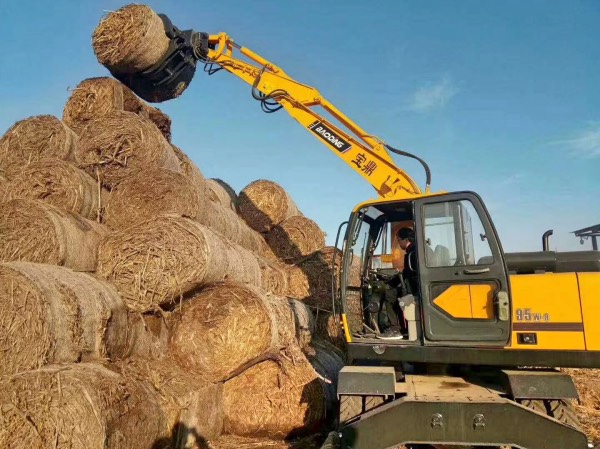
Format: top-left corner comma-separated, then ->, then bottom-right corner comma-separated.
463,267 -> 490,275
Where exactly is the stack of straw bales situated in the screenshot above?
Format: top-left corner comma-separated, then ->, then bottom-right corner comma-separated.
0,3 -> 352,447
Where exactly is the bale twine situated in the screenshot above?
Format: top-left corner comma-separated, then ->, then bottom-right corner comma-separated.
4,159 -> 102,220
207,178 -> 237,211
223,354 -> 326,438
0,363 -> 166,449
198,200 -> 273,256
0,115 -> 77,173
0,262 -> 128,376
0,199 -> 108,271
288,298 -> 316,349
169,283 -> 296,382
93,4 -> 170,74
97,216 -> 261,312
117,357 -> 224,444
237,179 -> 300,233
126,312 -> 169,359
266,215 -> 325,262
75,111 -> 180,188
171,144 -> 207,189
258,256 -> 289,296
103,167 -> 208,229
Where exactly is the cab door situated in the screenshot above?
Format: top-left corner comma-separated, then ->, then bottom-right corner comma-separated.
413,192 -> 511,345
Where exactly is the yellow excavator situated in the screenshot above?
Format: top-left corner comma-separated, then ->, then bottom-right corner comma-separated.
113,13 -> 600,449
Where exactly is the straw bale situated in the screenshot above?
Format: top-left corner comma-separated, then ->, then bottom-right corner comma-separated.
0,363 -> 166,449
199,199 -> 274,256
315,312 -> 346,351
223,354 -> 326,438
97,216 -> 261,312
172,144 -> 207,189
207,178 -> 238,211
93,4 -> 170,74
4,159 -> 102,220
117,357 -> 224,444
304,339 -> 345,416
104,167 -> 208,229
0,199 -> 108,271
0,172 -> 7,201
259,256 -> 289,296
169,283 -> 296,382
146,105 -> 172,141
563,368 -> 600,441
266,216 -> 325,262
238,179 -> 300,233
75,111 -> 180,188
0,115 -> 76,173
210,434 -> 324,449
0,262 -> 128,376
288,298 -> 316,349
126,312 -> 170,359
286,247 -> 361,309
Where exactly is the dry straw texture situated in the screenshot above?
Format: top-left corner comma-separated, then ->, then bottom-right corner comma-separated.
0,172 -> 7,201
0,262 -> 129,376
116,357 -> 224,445
97,216 -> 261,312
76,111 -> 180,188
93,4 -> 170,74
126,312 -> 170,359
104,167 -> 207,229
288,299 -> 316,349
258,256 -> 289,296
169,283 -> 296,382
564,368 -> 600,442
266,216 -> 325,262
172,144 -> 207,190
0,115 -> 76,173
4,159 -> 102,220
210,434 -> 324,449
0,363 -> 166,449
147,105 -> 172,141
315,311 -> 346,351
0,199 -> 108,271
199,200 -> 274,257
207,178 -> 238,211
238,180 -> 300,233
223,355 -> 326,438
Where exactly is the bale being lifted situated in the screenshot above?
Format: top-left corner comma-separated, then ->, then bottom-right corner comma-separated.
237,180 -> 300,233
0,115 -> 76,174
97,216 -> 262,312
4,159 -> 102,220
75,111 -> 180,188
0,199 -> 108,271
0,363 -> 166,449
0,262 -> 128,376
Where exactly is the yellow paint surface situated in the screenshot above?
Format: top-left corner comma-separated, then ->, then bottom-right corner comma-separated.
579,273 -> 600,350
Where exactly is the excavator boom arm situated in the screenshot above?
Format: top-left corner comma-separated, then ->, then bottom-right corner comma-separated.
205,33 -> 423,199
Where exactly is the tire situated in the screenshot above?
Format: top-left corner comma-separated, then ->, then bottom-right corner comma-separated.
546,399 -> 582,431
339,395 -> 385,423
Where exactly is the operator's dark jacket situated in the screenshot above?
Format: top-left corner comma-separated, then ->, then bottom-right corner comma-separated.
389,242 -> 419,295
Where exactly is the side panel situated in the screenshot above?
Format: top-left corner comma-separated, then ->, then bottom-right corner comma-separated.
579,272 -> 600,350
509,273 -> 585,350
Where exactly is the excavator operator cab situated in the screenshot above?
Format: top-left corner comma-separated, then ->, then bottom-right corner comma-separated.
336,191 -> 512,349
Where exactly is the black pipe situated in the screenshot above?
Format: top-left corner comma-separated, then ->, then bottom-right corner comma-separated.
542,230 -> 553,252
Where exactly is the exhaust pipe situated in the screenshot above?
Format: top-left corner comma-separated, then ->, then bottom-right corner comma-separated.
542,230 -> 553,252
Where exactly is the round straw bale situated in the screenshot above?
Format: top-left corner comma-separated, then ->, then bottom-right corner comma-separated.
288,298 -> 316,349
207,178 -> 237,211
0,262 -> 128,376
0,115 -> 76,173
4,159 -> 102,220
171,144 -> 206,189
0,199 -> 108,271
97,216 -> 261,312
93,4 -> 170,74
304,339 -> 345,418
0,172 -> 7,201
198,200 -> 272,256
146,105 -> 172,141
117,357 -> 224,444
0,363 -> 166,449
223,355 -> 326,438
169,283 -> 295,382
103,167 -> 208,229
75,111 -> 181,188
237,180 -> 300,233
266,215 -> 325,262
315,311 -> 346,351
258,256 -> 289,296
126,312 -> 170,359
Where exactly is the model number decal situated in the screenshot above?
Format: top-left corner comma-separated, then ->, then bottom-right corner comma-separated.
515,308 -> 550,322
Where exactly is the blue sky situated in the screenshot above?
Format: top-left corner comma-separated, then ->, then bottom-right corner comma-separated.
2,0 -> 599,252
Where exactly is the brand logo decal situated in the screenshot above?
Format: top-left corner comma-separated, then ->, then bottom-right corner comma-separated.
308,121 -> 352,153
